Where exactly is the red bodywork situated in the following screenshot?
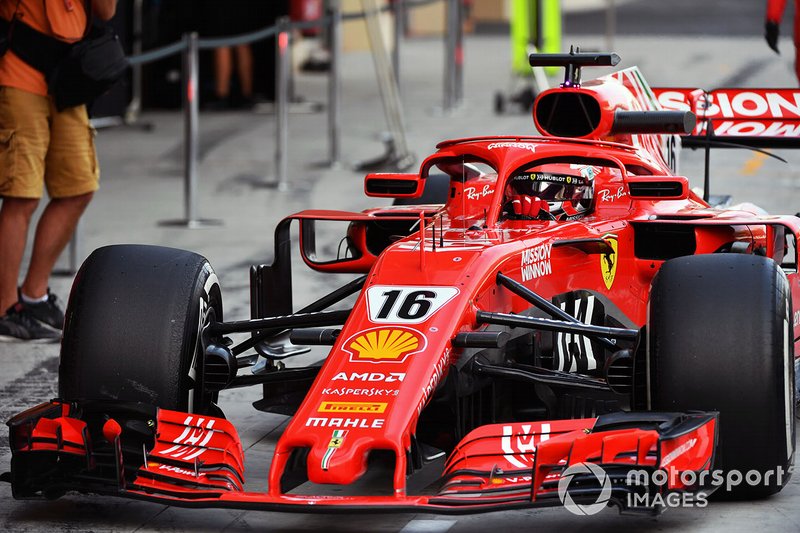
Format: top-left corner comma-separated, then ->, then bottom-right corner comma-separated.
6,65 -> 798,515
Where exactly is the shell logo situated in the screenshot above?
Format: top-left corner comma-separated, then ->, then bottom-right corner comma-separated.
344,327 -> 426,364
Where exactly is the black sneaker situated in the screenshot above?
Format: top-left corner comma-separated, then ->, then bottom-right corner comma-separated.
0,303 -> 61,342
19,288 -> 65,330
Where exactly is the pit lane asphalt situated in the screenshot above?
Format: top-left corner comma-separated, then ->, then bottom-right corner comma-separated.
1,16 -> 800,533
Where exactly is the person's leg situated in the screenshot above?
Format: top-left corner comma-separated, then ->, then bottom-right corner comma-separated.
234,44 -> 254,99
214,47 -> 233,99
20,192 -> 92,299
0,198 -> 38,311
0,194 -> 60,340
28,99 -> 99,309
0,87 -> 50,314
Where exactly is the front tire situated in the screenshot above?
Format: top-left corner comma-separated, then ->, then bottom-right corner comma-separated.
59,244 -> 223,413
648,254 -> 795,498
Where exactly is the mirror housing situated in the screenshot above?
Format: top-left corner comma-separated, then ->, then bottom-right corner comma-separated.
364,173 -> 423,198
299,219 -> 378,273
284,210 -> 424,273
626,176 -> 689,200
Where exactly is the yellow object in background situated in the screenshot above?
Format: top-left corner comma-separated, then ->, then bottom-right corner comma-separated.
511,0 -> 561,77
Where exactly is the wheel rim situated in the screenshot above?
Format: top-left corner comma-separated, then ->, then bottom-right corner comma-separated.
186,271 -> 221,413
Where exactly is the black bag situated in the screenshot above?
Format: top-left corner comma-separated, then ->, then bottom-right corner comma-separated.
0,18 -> 9,58
47,24 -> 129,111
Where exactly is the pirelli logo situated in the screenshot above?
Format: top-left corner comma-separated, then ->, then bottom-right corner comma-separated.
318,401 -> 388,414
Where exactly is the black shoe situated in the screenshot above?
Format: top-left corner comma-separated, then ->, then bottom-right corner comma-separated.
19,288 -> 65,330
0,303 -> 61,342
203,95 -> 230,111
230,95 -> 255,110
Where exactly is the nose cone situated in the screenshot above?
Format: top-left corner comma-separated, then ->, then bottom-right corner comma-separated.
272,289 -> 460,492
306,434 -> 370,485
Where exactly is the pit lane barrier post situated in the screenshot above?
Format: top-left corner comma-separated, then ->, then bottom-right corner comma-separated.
275,17 -> 291,191
443,0 -> 464,111
158,32 -> 223,229
329,0 -> 343,166
453,0 -> 464,104
392,0 -> 405,89
124,0 -> 145,125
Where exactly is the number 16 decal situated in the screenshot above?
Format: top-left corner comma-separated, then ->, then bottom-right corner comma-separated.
366,286 -> 459,324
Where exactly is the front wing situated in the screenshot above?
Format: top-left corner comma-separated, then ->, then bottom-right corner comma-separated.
4,400 -> 717,515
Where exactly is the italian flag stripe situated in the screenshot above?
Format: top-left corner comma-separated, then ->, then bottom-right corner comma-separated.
322,448 -> 336,470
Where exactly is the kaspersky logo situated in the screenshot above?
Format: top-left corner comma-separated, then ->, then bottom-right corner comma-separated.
343,326 -> 426,364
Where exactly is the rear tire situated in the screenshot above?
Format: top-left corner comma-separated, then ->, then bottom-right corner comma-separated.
648,254 -> 795,498
59,245 -> 223,413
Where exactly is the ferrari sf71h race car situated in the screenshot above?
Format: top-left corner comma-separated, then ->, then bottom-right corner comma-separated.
4,52 -> 799,516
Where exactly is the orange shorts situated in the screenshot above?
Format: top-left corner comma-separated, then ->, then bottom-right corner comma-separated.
0,86 -> 99,199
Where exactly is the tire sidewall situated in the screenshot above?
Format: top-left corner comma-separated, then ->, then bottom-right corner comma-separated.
180,264 -> 222,412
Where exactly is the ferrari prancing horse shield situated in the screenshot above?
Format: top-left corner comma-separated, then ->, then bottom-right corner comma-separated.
601,238 -> 618,289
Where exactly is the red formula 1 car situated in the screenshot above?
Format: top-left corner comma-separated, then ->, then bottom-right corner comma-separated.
5,52 -> 798,516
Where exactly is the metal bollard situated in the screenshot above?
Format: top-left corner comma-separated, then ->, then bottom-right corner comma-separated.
184,31 -> 200,221
328,1 -> 342,166
275,17 -> 291,192
125,0 -> 144,123
159,32 -> 221,228
454,0 -> 463,104
67,220 -> 82,274
392,0 -> 404,87
444,0 -> 462,111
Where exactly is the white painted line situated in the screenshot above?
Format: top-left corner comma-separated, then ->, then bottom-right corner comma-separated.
400,519 -> 457,533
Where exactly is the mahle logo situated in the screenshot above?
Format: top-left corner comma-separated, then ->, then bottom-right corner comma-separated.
318,401 -> 387,413
558,462 -> 612,516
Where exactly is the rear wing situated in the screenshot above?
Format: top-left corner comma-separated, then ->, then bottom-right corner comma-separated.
653,88 -> 800,149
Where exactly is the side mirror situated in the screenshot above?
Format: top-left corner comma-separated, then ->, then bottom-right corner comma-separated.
298,218 -> 378,273
626,176 -> 689,200
364,173 -> 423,198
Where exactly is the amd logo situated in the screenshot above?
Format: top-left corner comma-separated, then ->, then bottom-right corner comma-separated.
331,372 -> 405,383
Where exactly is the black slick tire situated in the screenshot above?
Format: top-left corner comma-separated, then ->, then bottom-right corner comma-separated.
59,244 -> 223,413
648,254 -> 795,498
